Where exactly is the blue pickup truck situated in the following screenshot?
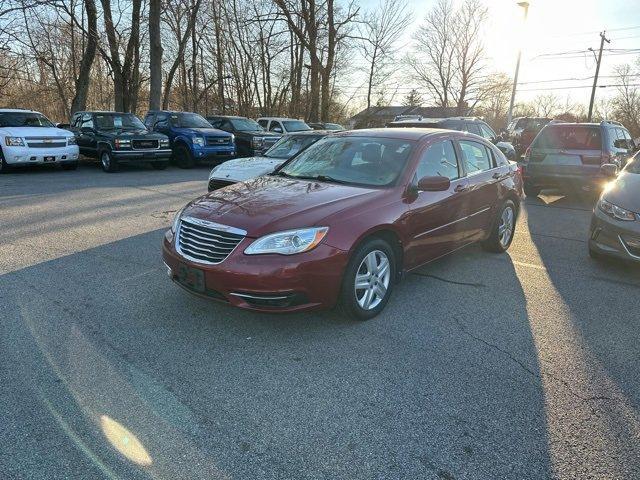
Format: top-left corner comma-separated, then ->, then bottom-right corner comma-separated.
143,111 -> 235,168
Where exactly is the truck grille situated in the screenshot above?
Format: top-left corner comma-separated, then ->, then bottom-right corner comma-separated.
132,139 -> 158,150
25,137 -> 66,148
177,217 -> 245,264
262,137 -> 279,148
206,136 -> 231,146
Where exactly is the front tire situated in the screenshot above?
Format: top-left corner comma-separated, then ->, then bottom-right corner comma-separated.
482,200 -> 517,253
0,154 -> 9,173
338,238 -> 396,320
100,149 -> 119,173
175,145 -> 195,169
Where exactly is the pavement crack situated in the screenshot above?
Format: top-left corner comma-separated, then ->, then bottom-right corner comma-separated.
411,272 -> 485,287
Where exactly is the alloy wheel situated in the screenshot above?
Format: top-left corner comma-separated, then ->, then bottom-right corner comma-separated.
101,151 -> 110,170
354,250 -> 391,310
498,206 -> 514,248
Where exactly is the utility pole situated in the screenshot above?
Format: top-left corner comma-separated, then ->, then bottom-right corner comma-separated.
587,31 -> 610,122
506,2 -> 530,126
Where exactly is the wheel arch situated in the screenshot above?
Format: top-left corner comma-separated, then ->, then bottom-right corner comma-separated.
348,226 -> 405,281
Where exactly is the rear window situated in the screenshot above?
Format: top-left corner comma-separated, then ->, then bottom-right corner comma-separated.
533,126 -> 602,150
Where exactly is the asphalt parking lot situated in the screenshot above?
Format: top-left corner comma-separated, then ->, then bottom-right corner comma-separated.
1,162 -> 639,480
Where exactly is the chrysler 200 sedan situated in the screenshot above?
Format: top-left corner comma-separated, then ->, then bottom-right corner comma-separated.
162,128 -> 523,319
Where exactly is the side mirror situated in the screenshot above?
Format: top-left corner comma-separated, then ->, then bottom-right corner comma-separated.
600,163 -> 619,178
272,127 -> 283,133
56,123 -> 70,129
417,175 -> 451,192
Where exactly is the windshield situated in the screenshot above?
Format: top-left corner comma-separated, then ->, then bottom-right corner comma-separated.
0,112 -> 54,128
95,114 -> 146,130
279,136 -> 414,187
265,135 -> 322,159
231,118 -> 263,131
170,113 -> 212,129
533,126 -> 602,150
283,120 -> 311,132
325,123 -> 344,131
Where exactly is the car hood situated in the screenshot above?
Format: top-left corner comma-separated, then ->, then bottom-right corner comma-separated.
183,175 -> 384,237
0,126 -> 72,138
174,127 -> 230,137
236,130 -> 280,137
209,156 -> 284,182
604,172 -> 640,213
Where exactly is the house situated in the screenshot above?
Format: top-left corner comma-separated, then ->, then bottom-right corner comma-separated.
347,105 -> 466,129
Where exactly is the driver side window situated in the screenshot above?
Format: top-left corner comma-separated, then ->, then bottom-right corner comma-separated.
81,114 -> 94,129
415,140 -> 460,181
269,121 -> 283,132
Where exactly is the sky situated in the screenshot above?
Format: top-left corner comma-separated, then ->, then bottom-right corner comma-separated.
346,0 -> 640,111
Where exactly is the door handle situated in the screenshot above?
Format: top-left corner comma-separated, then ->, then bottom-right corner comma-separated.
454,184 -> 468,193
492,172 -> 502,179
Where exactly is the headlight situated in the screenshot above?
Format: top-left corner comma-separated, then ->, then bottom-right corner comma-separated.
230,134 -> 235,144
67,136 -> 77,146
115,139 -> 130,149
245,227 -> 328,255
171,207 -> 185,233
251,137 -> 263,148
160,138 -> 170,147
193,136 -> 205,147
5,137 -> 24,146
598,198 -> 637,221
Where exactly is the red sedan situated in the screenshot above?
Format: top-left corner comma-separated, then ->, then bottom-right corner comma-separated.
162,128 -> 522,319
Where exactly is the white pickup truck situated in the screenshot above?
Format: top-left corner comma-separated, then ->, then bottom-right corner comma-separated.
0,109 -> 80,172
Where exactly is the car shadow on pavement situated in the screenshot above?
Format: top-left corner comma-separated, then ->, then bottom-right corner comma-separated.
1,228 -> 554,479
526,192 -> 640,478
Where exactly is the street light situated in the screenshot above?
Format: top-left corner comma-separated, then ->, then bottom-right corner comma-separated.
506,1 -> 530,126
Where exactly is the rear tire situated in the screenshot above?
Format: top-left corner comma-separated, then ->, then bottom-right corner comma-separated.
175,145 -> 195,169
61,161 -> 78,171
337,238 -> 396,321
523,183 -> 541,197
151,161 -> 168,170
100,149 -> 119,173
482,200 -> 517,253
0,154 -> 9,173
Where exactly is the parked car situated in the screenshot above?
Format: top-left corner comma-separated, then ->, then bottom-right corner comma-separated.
256,117 -> 312,134
589,151 -> 640,262
144,111 -> 235,168
69,111 -> 170,173
0,109 -> 79,172
207,131 -> 331,191
206,115 -> 280,158
387,116 -> 517,160
307,122 -> 344,131
163,128 -> 522,320
506,117 -> 552,156
521,121 -> 637,197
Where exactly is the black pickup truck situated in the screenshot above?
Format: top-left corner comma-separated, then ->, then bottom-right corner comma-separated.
69,111 -> 172,172
206,115 -> 280,158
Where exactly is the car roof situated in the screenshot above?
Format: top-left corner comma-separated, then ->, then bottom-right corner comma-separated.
206,115 -> 247,119
285,130 -> 332,136
257,117 -> 305,121
0,108 -> 42,114
80,111 -> 131,114
335,127 -> 458,141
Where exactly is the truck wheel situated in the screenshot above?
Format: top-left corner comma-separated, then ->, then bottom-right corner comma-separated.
151,161 -> 168,170
175,145 -> 195,169
0,155 -> 9,173
100,149 -> 119,173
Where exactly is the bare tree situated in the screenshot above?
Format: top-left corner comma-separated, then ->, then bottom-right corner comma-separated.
358,0 -> 411,110
148,0 -> 162,110
611,60 -> 640,136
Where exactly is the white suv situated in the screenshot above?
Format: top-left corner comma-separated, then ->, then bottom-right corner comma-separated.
0,109 -> 80,172
256,117 -> 312,134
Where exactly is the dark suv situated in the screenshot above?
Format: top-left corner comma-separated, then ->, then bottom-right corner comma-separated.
70,111 -> 171,172
522,121 -> 637,197
387,117 -> 517,160
505,117 -> 552,156
206,115 -> 280,158
144,111 -> 235,168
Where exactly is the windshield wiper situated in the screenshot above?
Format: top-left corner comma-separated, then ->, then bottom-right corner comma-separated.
285,174 -> 349,184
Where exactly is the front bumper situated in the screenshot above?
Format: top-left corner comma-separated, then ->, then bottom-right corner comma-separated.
589,207 -> 640,262
112,149 -> 172,162
162,230 -> 349,312
3,145 -> 79,165
193,145 -> 236,161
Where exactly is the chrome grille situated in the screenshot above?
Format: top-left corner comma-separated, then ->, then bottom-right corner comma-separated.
206,136 -> 231,146
262,137 -> 278,148
132,139 -> 158,149
25,137 -> 66,148
177,216 -> 245,264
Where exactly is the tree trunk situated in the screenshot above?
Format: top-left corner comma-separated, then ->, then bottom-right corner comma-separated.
148,0 -> 163,110
71,0 -> 97,114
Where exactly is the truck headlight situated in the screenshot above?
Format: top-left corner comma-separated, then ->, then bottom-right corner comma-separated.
115,139 -> 131,149
67,136 -> 77,146
160,138 -> 170,147
193,136 -> 205,147
5,137 -> 24,146
251,137 -> 263,148
230,134 -> 235,144
244,227 -> 328,255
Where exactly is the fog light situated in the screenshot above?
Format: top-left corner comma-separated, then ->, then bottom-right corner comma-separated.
623,236 -> 640,249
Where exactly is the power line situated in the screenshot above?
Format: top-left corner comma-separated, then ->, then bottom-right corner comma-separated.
519,83 -> 637,93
